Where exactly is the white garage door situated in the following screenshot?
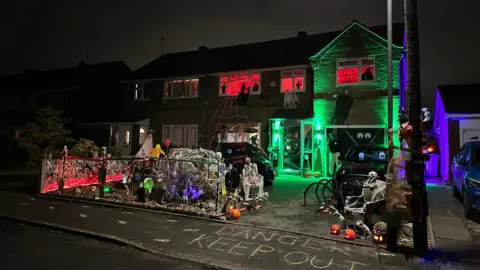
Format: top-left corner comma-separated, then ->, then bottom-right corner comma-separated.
462,129 -> 480,146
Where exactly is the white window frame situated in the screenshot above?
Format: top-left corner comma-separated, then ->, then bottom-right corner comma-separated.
336,57 -> 376,86
162,125 -> 198,148
280,69 -> 306,93
163,79 -> 200,99
134,83 -> 149,100
218,72 -> 262,97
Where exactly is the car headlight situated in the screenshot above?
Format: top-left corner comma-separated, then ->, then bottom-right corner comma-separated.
468,177 -> 480,187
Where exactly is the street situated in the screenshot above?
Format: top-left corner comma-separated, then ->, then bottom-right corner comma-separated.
0,219 -> 213,270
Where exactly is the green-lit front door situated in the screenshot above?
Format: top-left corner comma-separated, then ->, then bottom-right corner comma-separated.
282,120 -> 301,173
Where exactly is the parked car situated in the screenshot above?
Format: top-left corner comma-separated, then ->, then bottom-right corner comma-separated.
220,142 -> 275,188
451,141 -> 480,219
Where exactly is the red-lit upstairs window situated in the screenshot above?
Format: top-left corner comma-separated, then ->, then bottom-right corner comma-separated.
337,58 -> 375,85
219,73 -> 261,96
281,70 -> 305,93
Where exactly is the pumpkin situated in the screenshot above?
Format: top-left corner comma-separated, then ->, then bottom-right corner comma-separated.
314,172 -> 320,178
330,224 -> 341,235
230,208 -> 241,220
344,228 -> 356,240
372,222 -> 387,244
305,172 -> 311,178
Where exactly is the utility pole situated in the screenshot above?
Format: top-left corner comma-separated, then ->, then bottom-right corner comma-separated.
404,0 -> 429,256
386,0 -> 398,252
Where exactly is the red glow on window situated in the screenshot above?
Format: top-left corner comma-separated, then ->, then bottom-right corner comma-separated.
337,68 -> 359,84
220,73 -> 260,95
281,78 -> 293,92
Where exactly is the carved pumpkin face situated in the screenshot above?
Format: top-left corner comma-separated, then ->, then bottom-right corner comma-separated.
230,209 -> 241,220
314,172 -> 320,177
330,224 -> 341,235
344,228 -> 356,240
305,172 -> 311,178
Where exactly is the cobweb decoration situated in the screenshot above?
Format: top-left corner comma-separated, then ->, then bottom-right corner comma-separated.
283,92 -> 299,109
343,172 -> 387,216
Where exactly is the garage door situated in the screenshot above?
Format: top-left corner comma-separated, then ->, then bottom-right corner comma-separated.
462,129 -> 480,146
326,127 -> 386,157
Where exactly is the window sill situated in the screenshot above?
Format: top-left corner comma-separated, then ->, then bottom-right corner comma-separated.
336,81 -> 377,87
218,92 -> 262,97
281,89 -> 306,94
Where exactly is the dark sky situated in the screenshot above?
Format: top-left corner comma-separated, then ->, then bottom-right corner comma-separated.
2,0 -> 479,106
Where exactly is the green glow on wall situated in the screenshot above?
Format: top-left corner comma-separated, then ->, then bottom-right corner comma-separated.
270,120 -> 284,172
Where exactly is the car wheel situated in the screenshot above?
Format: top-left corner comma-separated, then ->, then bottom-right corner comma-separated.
452,183 -> 461,199
262,170 -> 274,186
463,190 -> 474,219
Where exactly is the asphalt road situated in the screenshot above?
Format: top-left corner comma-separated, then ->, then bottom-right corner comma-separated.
0,219 -> 213,270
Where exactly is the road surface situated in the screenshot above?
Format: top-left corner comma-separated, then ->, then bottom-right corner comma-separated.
0,219 -> 213,270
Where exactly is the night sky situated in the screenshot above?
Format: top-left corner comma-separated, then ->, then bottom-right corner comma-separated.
2,0 -> 479,106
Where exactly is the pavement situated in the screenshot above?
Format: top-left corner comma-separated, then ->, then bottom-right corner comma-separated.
0,219 -> 211,270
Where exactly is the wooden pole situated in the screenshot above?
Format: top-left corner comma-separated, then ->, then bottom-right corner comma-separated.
404,0 -> 429,256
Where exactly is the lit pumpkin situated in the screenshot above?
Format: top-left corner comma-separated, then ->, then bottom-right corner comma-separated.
344,228 -> 356,240
330,224 -> 341,235
230,208 -> 241,220
305,172 -> 311,178
314,172 -> 320,178
373,221 -> 387,244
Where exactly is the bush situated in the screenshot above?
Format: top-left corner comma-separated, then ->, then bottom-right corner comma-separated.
70,138 -> 102,158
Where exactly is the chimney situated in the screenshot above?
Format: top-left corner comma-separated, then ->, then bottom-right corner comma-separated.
297,31 -> 308,38
160,37 -> 165,56
198,46 -> 208,51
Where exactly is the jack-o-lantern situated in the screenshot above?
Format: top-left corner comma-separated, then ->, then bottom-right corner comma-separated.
330,224 -> 341,235
305,172 -> 311,178
230,208 -> 241,220
372,221 -> 387,244
314,172 -> 320,178
344,228 -> 356,240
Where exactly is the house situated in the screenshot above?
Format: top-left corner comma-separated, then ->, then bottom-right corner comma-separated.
124,21 -> 406,177
433,83 -> 480,183
0,61 -> 145,156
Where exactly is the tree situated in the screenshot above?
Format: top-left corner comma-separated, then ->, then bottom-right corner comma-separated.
404,0 -> 429,256
20,106 -> 74,163
70,138 -> 102,158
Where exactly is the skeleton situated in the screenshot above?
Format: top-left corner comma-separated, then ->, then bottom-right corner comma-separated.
343,171 -> 386,216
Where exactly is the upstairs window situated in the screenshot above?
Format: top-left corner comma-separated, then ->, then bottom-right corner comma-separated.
164,79 -> 199,99
281,70 -> 305,93
337,58 -> 375,85
134,83 -> 149,100
219,73 -> 261,96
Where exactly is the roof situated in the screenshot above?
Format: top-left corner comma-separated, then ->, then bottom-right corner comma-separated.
0,61 -> 131,92
437,83 -> 480,113
130,21 -> 404,80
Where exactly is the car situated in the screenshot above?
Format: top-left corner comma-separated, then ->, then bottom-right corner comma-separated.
336,144 -> 389,178
451,141 -> 480,219
219,142 -> 275,188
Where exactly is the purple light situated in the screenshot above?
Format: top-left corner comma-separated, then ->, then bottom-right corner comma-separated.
433,88 -> 449,182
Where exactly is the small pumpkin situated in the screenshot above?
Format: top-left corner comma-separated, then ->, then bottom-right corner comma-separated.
230,208 -> 241,220
330,224 -> 341,235
305,172 -> 311,178
314,171 -> 320,178
344,228 -> 356,240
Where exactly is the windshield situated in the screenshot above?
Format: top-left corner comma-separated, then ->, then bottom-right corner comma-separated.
344,146 -> 388,163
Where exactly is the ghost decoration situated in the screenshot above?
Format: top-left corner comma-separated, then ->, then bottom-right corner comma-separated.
284,92 -> 299,109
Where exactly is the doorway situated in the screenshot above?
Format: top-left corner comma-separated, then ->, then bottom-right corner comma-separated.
282,120 -> 301,172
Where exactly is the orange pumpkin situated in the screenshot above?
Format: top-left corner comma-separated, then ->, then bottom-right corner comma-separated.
330,224 -> 341,235
305,172 -> 311,178
344,228 -> 356,240
230,208 -> 241,220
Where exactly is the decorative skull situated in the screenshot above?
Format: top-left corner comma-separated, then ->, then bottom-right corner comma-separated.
245,157 -> 251,163
368,171 -> 378,178
357,133 -> 364,139
378,151 -> 386,160
364,132 -> 371,139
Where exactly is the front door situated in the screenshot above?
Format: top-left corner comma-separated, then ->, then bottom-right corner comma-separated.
283,120 -> 301,172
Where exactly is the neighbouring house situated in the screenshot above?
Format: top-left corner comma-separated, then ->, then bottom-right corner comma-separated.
434,83 -> 480,183
124,21 -> 407,177
0,61 -> 146,156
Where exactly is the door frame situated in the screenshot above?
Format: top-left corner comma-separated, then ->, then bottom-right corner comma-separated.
300,120 -> 313,176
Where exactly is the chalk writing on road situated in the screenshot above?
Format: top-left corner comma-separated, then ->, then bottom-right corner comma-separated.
187,226 -> 373,269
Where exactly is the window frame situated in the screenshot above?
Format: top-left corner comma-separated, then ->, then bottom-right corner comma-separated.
163,78 -> 200,100
336,57 -> 376,86
218,72 -> 262,97
134,83 -> 150,101
162,124 -> 198,148
280,69 -> 306,93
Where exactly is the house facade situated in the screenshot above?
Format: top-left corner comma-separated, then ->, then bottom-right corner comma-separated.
434,84 -> 480,183
0,61 -> 144,157
125,21 -> 406,177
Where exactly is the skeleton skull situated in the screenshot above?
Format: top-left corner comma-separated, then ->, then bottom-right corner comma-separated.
378,151 -> 386,160
368,171 -> 378,178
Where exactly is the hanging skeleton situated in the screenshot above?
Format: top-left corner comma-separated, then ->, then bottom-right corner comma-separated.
283,92 -> 299,109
